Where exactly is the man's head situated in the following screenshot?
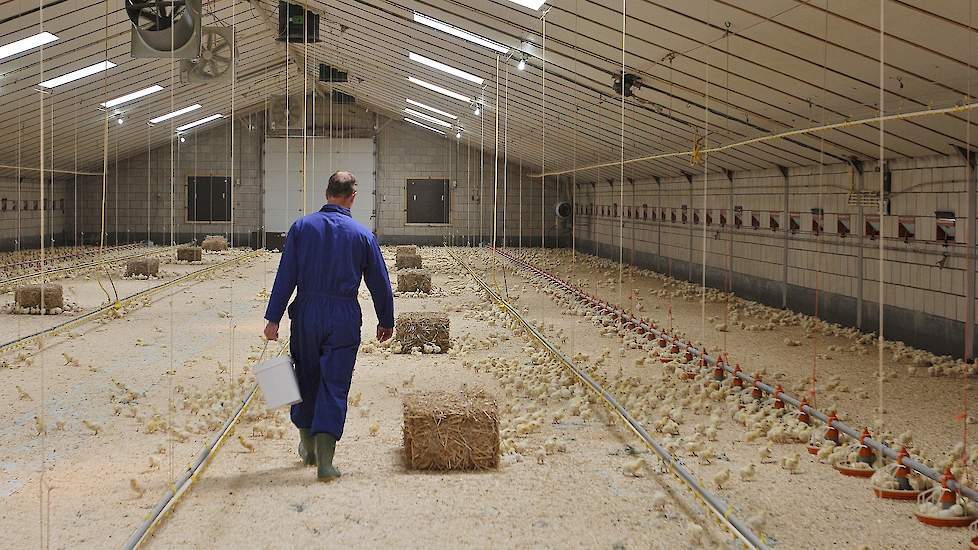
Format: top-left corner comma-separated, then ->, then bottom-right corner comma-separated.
326,171 -> 357,208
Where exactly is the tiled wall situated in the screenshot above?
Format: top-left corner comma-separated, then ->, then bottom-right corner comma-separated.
71,100 -> 564,248
376,118 -> 562,246
0,174 -> 71,251
575,154 -> 976,357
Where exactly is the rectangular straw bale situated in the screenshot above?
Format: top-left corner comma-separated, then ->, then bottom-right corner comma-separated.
397,269 -> 432,293
201,235 -> 229,251
125,257 -> 160,276
396,245 -> 418,256
15,283 -> 64,309
403,390 -> 499,470
395,311 -> 449,353
177,246 -> 202,262
396,253 -> 422,269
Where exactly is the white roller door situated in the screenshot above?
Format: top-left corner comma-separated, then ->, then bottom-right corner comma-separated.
263,137 -> 376,233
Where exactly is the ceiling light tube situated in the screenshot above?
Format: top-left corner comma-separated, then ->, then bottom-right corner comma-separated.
408,77 -> 471,103
506,0 -> 547,9
409,52 -> 484,85
0,32 -> 58,62
39,60 -> 115,88
404,118 -> 446,135
403,108 -> 452,128
149,104 -> 202,124
413,13 -> 508,54
176,113 -> 224,133
100,85 -> 164,108
406,99 -> 457,120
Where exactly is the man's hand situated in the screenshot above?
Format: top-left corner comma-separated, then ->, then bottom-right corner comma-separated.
376,325 -> 393,342
264,321 -> 279,341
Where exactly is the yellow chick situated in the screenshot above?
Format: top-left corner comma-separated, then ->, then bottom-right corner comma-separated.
622,458 -> 646,477
130,478 -> 146,498
349,391 -> 363,407
712,468 -> 731,489
16,386 -> 31,401
237,435 -> 255,452
82,420 -> 102,435
738,463 -> 756,482
147,456 -> 160,470
369,422 -> 380,436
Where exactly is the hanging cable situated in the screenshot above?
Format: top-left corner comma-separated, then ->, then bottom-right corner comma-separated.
492,54 -> 499,250
700,0 -> 710,350
876,0 -> 886,431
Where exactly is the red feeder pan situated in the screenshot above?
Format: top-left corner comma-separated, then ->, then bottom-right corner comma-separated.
834,463 -> 875,478
807,445 -> 819,455
873,487 -> 922,500
914,512 -> 976,528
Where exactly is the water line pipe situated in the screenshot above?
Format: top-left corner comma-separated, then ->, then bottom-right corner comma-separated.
494,247 -> 978,504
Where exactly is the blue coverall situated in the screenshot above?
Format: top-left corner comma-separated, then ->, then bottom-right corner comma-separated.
264,204 -> 394,440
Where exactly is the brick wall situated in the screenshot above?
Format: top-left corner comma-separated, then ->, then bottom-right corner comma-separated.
576,154 -> 977,357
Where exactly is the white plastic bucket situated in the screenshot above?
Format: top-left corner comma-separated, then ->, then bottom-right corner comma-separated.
253,356 -> 302,409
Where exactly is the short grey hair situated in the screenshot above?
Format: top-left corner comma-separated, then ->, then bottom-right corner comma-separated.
326,171 -> 357,198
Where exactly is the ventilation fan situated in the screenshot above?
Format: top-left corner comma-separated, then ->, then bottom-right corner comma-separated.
128,0 -> 202,59
268,94 -> 306,131
180,27 -> 234,84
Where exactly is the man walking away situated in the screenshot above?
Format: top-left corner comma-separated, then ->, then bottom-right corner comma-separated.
263,171 -> 394,481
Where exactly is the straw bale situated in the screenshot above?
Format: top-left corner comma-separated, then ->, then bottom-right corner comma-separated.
396,253 -> 422,269
403,389 -> 499,470
177,246 -> 203,262
397,269 -> 432,293
396,245 -> 418,256
125,257 -> 160,277
395,311 -> 449,352
15,283 -> 63,309
201,235 -> 229,251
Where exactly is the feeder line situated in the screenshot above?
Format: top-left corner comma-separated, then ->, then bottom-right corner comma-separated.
0,250 -> 261,356
452,248 -> 768,550
493,247 -> 978,504
1,245 -> 176,292
530,101 -> 978,178
121,339 -> 289,550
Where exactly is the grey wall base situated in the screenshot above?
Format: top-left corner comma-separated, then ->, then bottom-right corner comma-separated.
379,234 -> 569,248
577,238 -> 973,360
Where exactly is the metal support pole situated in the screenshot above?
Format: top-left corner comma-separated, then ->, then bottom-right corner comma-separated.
779,165 -> 789,308
957,146 -> 977,361
725,169 -> 734,293
856,164 -> 865,329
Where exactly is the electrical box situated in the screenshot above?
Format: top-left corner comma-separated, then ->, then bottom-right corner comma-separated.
770,211 -> 780,232
936,210 -> 956,242
278,1 -> 320,43
865,215 -> 881,240
838,214 -> 850,238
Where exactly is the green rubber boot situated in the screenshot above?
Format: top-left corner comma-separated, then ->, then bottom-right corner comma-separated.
298,429 -> 316,466
315,433 -> 341,481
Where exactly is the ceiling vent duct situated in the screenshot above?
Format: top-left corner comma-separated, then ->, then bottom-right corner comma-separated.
277,2 -> 320,43
331,90 -> 356,104
127,0 -> 202,59
269,94 -> 306,131
319,64 -> 348,83
613,72 -> 641,97
180,27 -> 235,84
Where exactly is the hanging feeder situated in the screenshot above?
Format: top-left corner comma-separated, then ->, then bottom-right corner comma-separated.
871,448 -> 933,500
915,469 -> 978,527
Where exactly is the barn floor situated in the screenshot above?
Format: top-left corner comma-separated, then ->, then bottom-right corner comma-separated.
0,245 -> 972,548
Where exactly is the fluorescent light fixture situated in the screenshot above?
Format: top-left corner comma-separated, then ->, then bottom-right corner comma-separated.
506,0 -> 547,9
413,13 -> 508,54
406,99 -> 457,120
100,85 -> 164,108
404,117 -> 446,135
408,77 -> 471,103
0,32 -> 58,61
39,60 -> 115,88
517,57 -> 526,71
149,104 -> 202,124
409,52 -> 483,85
176,113 -> 223,133
403,108 -> 452,128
